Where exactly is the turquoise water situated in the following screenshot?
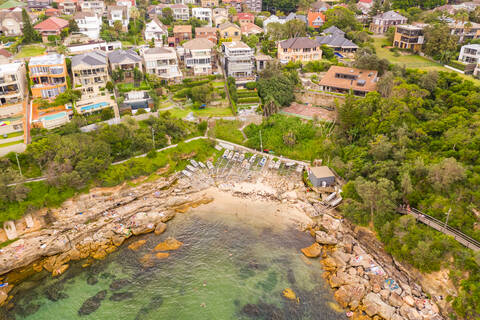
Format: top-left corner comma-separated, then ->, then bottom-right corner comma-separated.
2,208 -> 346,320
40,112 -> 66,122
80,102 -> 109,112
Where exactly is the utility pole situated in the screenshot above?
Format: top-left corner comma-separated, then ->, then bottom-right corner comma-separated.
259,129 -> 263,152
151,127 -> 155,150
444,208 -> 451,230
15,152 -> 23,177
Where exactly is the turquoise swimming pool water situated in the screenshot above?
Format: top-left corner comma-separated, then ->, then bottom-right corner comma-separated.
80,102 -> 109,112
40,112 -> 66,122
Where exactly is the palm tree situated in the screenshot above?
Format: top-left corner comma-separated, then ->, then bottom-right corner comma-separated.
130,7 -> 140,46
263,95 -> 279,117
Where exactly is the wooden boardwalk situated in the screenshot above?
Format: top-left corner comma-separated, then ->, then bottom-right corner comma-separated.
397,207 -> 480,252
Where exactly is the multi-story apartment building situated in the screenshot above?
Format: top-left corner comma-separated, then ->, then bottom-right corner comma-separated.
449,21 -> 480,43
369,10 -> 407,34
201,0 -> 218,7
0,9 -> 24,37
219,22 -> 241,41
277,37 -> 322,63
67,40 -> 122,54
107,5 -> 129,32
72,50 -> 109,99
221,41 -> 255,83
79,0 -> 105,16
213,8 -> 228,27
27,0 -> 52,9
59,0 -> 78,15
195,27 -> 218,43
29,54 -> 67,99
182,38 -> 215,76
0,62 -> 26,135
171,4 -> 189,21
107,49 -> 143,82
74,11 -> 101,40
173,25 -> 192,45
459,44 -> 480,64
142,47 -> 182,82
393,24 -> 424,52
244,0 -> 262,12
192,7 -> 212,26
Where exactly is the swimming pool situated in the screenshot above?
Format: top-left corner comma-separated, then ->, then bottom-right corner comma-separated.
4,42 -> 14,47
40,111 -> 67,121
80,102 -> 109,112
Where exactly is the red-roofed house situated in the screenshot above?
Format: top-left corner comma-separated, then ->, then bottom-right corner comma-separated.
240,22 -> 263,36
45,8 -> 60,17
34,17 -> 69,42
307,12 -> 325,29
236,12 -> 254,24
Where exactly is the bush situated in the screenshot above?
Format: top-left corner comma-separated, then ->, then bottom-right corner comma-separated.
447,60 -> 466,71
238,97 -> 260,104
245,82 -> 257,90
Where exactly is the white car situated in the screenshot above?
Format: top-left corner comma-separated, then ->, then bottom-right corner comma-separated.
249,154 -> 257,163
238,153 -> 245,162
186,165 -> 197,172
259,157 -> 267,167
222,150 -> 229,158
190,159 -> 199,167
206,161 -> 214,170
182,170 -> 192,177
198,161 -> 206,169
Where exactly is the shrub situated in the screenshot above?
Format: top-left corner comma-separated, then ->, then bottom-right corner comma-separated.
238,97 -> 260,103
245,82 -> 257,90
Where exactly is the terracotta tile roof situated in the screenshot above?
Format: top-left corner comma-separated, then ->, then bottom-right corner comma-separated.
240,22 -> 263,35
195,27 -> 217,34
173,25 -> 192,33
237,12 -> 254,20
183,38 -> 215,50
34,17 -> 69,31
358,0 -> 372,3
319,66 -> 378,93
0,49 -> 13,58
307,12 -> 325,28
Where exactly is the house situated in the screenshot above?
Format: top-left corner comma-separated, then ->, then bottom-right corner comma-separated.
195,26 -> 218,43
308,166 -> 335,187
213,8 -> 228,27
74,11 -> 101,40
323,26 -> 344,36
173,25 -> 192,45
107,49 -> 143,82
144,18 -> 168,43
278,37 -> 323,63
142,47 -> 182,82
182,38 -> 215,75
123,91 -> 153,112
241,22 -> 263,36
459,44 -> 480,64
244,0 -> 262,12
0,62 -> 26,135
67,40 -> 122,54
107,6 -> 129,32
0,9 -> 24,37
393,24 -> 424,52
285,12 -> 307,24
369,10 -> 407,34
27,0 -> 52,10
263,15 -> 286,32
57,0 -> 78,15
29,54 -> 67,99
357,0 -> 373,14
192,7 -> 212,26
221,41 -> 255,83
449,21 -> 480,43
309,0 -> 330,12
71,50 -> 109,100
45,8 -> 60,17
171,4 -> 189,21
79,0 -> 105,16
222,0 -> 242,12
236,12 -> 254,25
316,31 -> 358,58
0,49 -> 13,64
319,66 -> 378,97
254,54 -> 272,72
219,22 -> 241,41
307,11 -> 325,29
34,17 -> 69,42
201,0 -> 218,7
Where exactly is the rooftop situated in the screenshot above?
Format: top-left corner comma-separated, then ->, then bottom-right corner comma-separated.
279,37 -> 319,49
173,25 -> 192,33
315,34 -> 358,48
107,49 -> 141,64
310,166 -> 335,179
29,53 -> 65,66
34,17 -> 69,31
183,38 -> 215,50
373,10 -> 407,21
143,47 -> 176,55
0,62 -> 22,74
219,22 -> 240,30
319,66 -> 378,92
72,50 -> 107,67
223,41 -> 250,49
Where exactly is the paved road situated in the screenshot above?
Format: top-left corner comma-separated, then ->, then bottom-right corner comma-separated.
0,143 -> 26,157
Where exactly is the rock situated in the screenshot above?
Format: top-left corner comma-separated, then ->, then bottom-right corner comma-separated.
112,234 -> 126,247
402,295 -> 415,307
139,254 -> 154,268
320,257 -> 337,272
357,267 -> 364,277
42,256 -> 57,273
282,288 -> 297,300
52,264 -> 69,277
347,268 -> 357,276
154,222 -> 167,235
343,235 -> 354,254
331,249 -> 351,268
329,271 -> 364,288
44,284 -> 68,302
391,313 -> 404,320
334,283 -> 366,309
388,292 -> 403,307
380,289 -> 390,301
154,237 -> 183,251
110,279 -> 131,291
87,276 -> 98,285
155,252 -> 170,259
319,215 -> 341,231
399,304 -> 422,320
131,224 -> 155,236
363,293 -> 395,320
78,290 -> 107,316
109,292 -> 133,302
369,274 -> 385,294
68,248 -> 82,261
301,243 -> 322,258
128,240 -> 147,251
91,249 -> 107,260
0,290 -> 8,306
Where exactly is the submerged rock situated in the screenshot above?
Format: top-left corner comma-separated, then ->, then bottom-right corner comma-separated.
128,240 -> 147,251
300,243 -> 322,258
139,254 -> 155,268
155,252 -> 170,259
78,290 -> 107,316
154,238 -> 183,251
154,223 -> 167,235
109,279 -> 131,291
86,276 -> 98,286
242,302 -> 284,320
109,292 -> 133,302
44,284 -> 68,302
282,288 -> 297,301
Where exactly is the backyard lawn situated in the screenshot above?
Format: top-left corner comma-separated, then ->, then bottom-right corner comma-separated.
160,106 -> 233,118
373,37 -> 480,85
15,45 -> 45,58
208,120 -> 244,145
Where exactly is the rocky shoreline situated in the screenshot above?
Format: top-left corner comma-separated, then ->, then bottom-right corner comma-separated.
0,170 -> 450,319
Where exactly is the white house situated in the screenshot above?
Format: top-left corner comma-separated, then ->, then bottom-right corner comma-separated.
107,5 -> 129,31
182,38 -> 215,75
144,18 -> 168,42
263,15 -> 286,32
74,11 -> 101,40
459,44 -> 480,76
142,47 -> 183,82
192,7 -> 212,26
171,4 -> 189,21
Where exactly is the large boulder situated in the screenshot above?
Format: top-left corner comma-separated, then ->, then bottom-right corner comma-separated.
388,292 -> 403,307
154,238 -> 183,251
329,271 -> 364,288
154,222 -> 167,235
363,293 -> 395,320
334,283 -> 366,309
399,304 -> 422,320
301,243 -> 322,258
320,257 -> 337,272
315,231 -> 338,245
128,240 -> 147,251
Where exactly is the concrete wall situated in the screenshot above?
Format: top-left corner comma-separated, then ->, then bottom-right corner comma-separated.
296,90 -> 345,107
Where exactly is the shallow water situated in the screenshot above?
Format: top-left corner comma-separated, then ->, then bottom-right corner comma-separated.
2,207 -> 346,320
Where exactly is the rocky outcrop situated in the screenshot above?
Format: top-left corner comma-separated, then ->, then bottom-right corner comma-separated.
363,292 -> 395,319
154,238 -> 183,251
301,243 -> 322,258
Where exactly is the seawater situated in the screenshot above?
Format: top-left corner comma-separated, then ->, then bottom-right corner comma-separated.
2,208 -> 346,320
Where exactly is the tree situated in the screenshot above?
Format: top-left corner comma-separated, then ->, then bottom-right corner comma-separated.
245,34 -> 259,49
191,84 -> 213,104
386,26 -> 395,44
162,7 -> 173,25
323,7 -> 361,31
22,9 -> 38,44
353,48 -> 389,75
423,24 -> 458,63
54,89 -> 82,107
263,95 -> 279,117
114,20 -> 123,33
376,71 -> 395,97
68,19 -> 79,33
284,19 -> 306,38
428,158 -> 466,193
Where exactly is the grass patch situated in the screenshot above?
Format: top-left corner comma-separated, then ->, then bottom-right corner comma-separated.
0,132 -> 23,139
209,120 -> 244,145
117,81 -> 151,92
0,140 -> 22,148
0,238 -> 18,249
15,45 -> 45,58
212,81 -> 225,87
160,106 -> 233,118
